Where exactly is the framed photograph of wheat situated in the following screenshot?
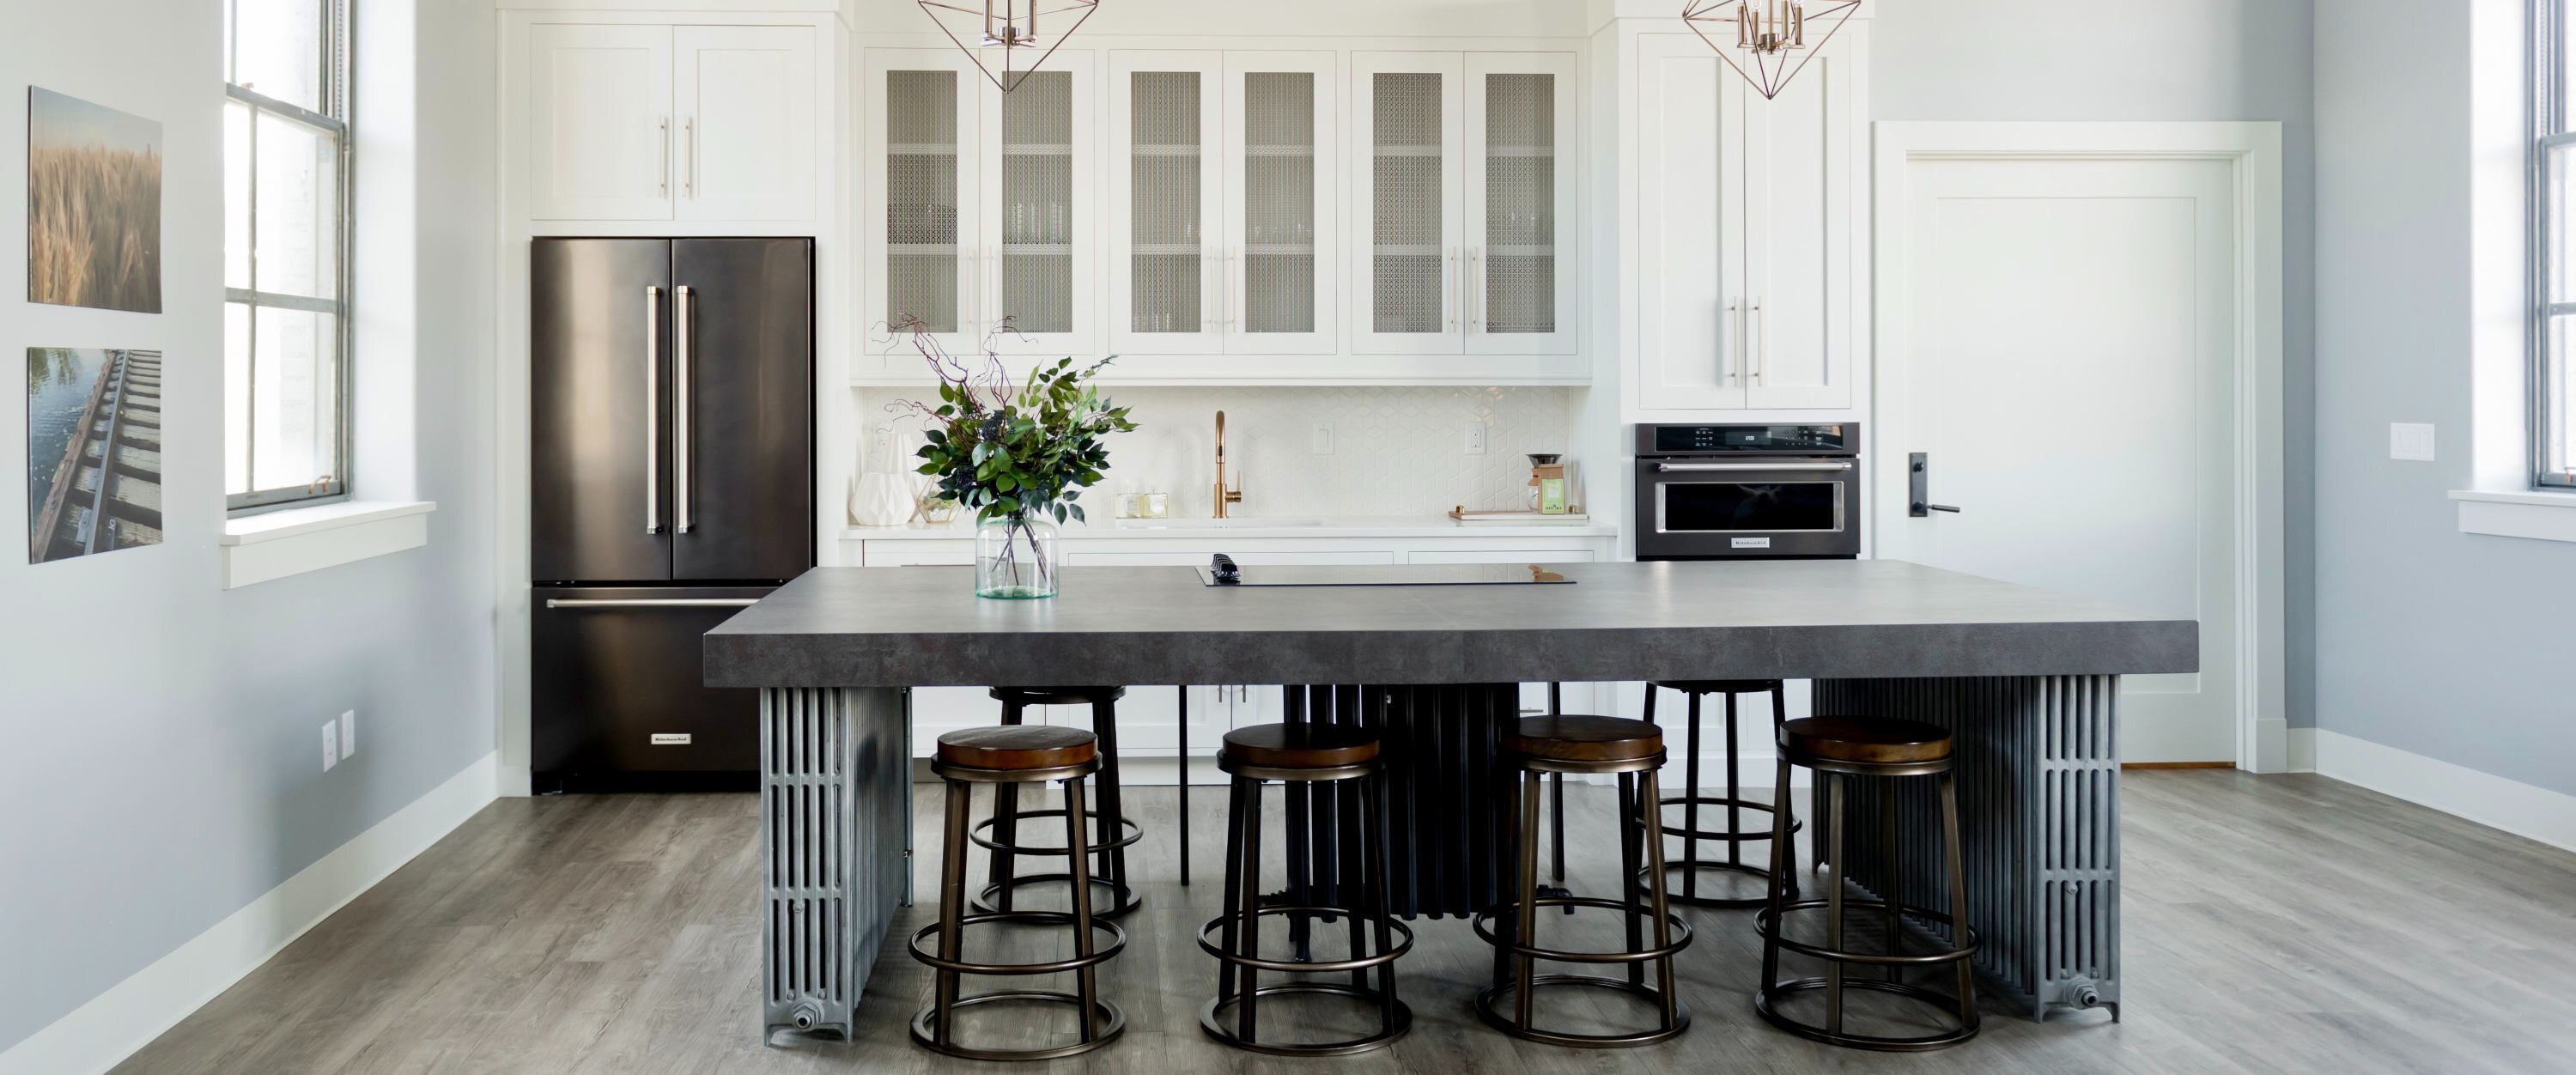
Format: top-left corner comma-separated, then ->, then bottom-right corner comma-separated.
27,88 -> 162,313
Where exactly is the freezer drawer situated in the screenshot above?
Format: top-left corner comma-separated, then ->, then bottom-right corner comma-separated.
532,586 -> 768,790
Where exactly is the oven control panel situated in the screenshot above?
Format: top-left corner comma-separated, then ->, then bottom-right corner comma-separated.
1636,423 -> 1856,456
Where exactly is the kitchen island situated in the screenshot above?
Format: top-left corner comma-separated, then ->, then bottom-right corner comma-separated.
704,560 -> 2196,1039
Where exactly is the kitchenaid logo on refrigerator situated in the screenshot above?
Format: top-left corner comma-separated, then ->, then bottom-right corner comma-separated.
1731,537 -> 1772,549
651,733 -> 693,745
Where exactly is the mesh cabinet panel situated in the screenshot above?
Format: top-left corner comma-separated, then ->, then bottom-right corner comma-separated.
1482,73 -> 1554,334
1242,71 -> 1316,334
1373,72 -> 1444,334
1129,70 -> 1202,333
1000,70 -> 1072,335
886,70 -> 959,333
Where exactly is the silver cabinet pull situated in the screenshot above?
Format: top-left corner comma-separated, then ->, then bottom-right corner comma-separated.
1722,299 -> 1741,383
544,598 -> 759,609
1749,297 -> 1766,385
644,284 -> 663,534
1467,247 -> 1484,331
1447,246 -> 1460,332
658,116 -> 670,197
1656,460 -> 1854,472
674,284 -> 695,534
683,116 -> 696,198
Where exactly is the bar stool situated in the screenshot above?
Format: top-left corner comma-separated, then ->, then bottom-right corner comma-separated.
1200,723 -> 1413,1055
911,726 -> 1127,1061
979,687 -> 1143,920
1476,716 -> 1692,1048
1756,716 -> 1979,1052
1644,679 -> 1801,908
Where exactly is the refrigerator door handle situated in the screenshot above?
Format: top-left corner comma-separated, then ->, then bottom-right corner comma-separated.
544,598 -> 760,609
674,283 -> 695,535
644,284 -> 662,534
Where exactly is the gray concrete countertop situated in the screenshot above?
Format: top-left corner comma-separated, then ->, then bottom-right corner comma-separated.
840,513 -> 1619,540
703,560 -> 2197,689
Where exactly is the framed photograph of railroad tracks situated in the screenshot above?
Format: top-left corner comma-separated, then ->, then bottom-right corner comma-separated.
26,348 -> 163,563
27,88 -> 162,313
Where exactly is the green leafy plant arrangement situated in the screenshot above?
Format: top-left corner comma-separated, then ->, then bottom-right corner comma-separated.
894,318 -> 1138,528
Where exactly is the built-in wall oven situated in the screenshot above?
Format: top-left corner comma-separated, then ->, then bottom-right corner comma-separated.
1634,423 -> 1860,560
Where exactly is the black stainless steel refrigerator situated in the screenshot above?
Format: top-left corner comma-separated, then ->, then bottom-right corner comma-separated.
530,238 -> 813,792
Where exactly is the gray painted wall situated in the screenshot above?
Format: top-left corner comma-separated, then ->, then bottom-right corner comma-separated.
0,0 -> 498,1055
1873,0 -> 2321,727
2312,1 -> 2576,792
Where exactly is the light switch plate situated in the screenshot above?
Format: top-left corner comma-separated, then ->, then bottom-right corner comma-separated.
2389,422 -> 2436,462
1312,423 -> 1334,455
322,722 -> 338,771
339,710 -> 355,758
1463,422 -> 1487,455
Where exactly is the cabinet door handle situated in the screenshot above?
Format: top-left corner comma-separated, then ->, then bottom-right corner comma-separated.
1468,248 -> 1484,331
1724,299 -> 1742,384
682,117 -> 696,198
674,284 -> 695,535
1448,246 -> 1461,332
1749,297 -> 1765,385
644,285 -> 662,534
657,116 -> 670,197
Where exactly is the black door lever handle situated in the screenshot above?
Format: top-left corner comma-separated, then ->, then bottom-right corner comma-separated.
1914,501 -> 1960,514
1907,452 -> 1960,517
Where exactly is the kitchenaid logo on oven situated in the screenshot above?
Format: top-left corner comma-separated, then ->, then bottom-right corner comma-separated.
1732,537 -> 1772,549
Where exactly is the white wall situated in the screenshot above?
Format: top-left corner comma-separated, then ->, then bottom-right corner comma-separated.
0,0 -> 499,1058
2312,0 -> 2576,794
1873,0 -> 2319,726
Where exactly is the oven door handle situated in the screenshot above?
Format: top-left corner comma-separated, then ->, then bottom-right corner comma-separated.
1653,460 -> 1855,473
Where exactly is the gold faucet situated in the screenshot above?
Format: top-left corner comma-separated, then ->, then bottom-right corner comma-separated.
1213,410 -> 1244,518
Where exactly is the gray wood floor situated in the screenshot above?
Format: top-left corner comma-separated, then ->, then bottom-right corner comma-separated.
115,769 -> 2576,1073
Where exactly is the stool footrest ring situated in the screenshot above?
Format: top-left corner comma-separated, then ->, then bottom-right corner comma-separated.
1470,897 -> 1693,964
1198,982 -> 1413,1057
1473,974 -> 1692,1048
907,913 -> 1127,976
1753,898 -> 1980,967
1649,857 -> 1795,910
1754,977 -> 1978,1052
969,810 -> 1143,855
1656,793 -> 1803,841
908,991 -> 1127,1061
1196,906 -> 1415,974
970,873 -> 1143,919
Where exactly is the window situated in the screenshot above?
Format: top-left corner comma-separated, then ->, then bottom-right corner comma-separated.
222,0 -> 351,510
2537,0 -> 2576,486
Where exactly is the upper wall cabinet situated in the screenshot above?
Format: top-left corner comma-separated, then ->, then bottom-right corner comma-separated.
865,48 -> 1097,358
1636,33 -> 1862,410
1108,51 -> 1339,356
527,23 -> 817,222
1350,52 -> 1577,357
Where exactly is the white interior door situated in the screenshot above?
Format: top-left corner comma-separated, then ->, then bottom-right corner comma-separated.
980,51 -> 1097,356
1635,37 -> 1748,409
1740,34 -> 1855,409
1878,155 -> 2239,764
1224,50 -> 1338,355
1109,51 -> 1224,355
1349,52 -> 1464,355
528,23 -> 672,221
675,25 -> 815,221
866,48 -> 981,357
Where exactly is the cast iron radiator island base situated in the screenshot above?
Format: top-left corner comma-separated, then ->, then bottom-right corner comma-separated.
704,561 -> 2194,1041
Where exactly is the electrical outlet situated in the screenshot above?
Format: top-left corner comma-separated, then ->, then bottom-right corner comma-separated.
1463,421 -> 1487,455
2389,422 -> 2436,462
339,710 -> 356,759
1312,423 -> 1334,455
322,721 -> 339,771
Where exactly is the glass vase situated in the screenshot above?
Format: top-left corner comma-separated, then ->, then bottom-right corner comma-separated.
975,511 -> 1060,598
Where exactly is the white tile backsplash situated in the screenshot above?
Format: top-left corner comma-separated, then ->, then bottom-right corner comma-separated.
852,386 -> 1579,519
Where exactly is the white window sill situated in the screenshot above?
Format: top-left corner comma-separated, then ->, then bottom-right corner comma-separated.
2451,489 -> 2576,544
220,500 -> 436,588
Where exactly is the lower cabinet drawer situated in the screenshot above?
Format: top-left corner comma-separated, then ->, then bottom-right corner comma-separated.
1066,550 -> 1399,567
1406,550 -> 1598,565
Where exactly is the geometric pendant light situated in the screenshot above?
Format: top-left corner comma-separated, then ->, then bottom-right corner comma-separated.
918,0 -> 1100,94
1681,0 -> 1862,100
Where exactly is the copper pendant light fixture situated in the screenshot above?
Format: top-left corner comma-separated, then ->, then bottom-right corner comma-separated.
1681,0 -> 1861,100
918,0 -> 1099,94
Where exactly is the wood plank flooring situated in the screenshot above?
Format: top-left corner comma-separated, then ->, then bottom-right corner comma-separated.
115,770 -> 2576,1073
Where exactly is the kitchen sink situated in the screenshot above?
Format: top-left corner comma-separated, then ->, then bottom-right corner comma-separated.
1114,516 -> 1328,529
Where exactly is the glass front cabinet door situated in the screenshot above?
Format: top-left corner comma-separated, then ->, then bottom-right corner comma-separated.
867,49 -> 980,355
1109,51 -> 1336,356
980,52 -> 1097,356
1350,52 -> 1573,357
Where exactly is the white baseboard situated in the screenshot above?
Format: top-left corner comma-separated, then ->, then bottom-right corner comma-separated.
2314,731 -> 2576,854
0,751 -> 502,1075
2286,726 -> 2317,773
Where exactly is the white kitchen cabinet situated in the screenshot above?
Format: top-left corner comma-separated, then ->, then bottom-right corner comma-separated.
674,26 -> 817,221
1635,32 -> 1862,410
1350,52 -> 1576,358
981,52 -> 1097,356
1109,50 -> 1340,357
527,23 -> 817,222
867,48 -> 982,355
528,24 -> 673,221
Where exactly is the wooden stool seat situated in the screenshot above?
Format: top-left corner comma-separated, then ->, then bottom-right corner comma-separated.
938,726 -> 1097,771
1651,678 -> 1784,695
988,685 -> 1127,707
1506,715 -> 1664,765
1219,723 -> 1381,770
1779,716 -> 1953,767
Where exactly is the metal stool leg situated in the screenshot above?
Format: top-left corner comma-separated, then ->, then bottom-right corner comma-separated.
1178,686 -> 1189,886
1216,776 -> 1249,1006
1684,689 -> 1703,901
1773,686 -> 1800,895
1617,772 -> 1645,988
1512,768 -> 1544,1033
1824,771 -> 1848,1036
1881,772 -> 1905,983
1063,774 -> 1103,1044
1637,768 -> 1680,1033
1548,683 -> 1566,891
1092,697 -> 1132,916
1236,778 -> 1264,1042
1941,770 -> 1979,1036
1363,770 -> 1402,1030
989,701 -> 1024,914
1759,756 -> 1794,993
931,778 -> 973,1050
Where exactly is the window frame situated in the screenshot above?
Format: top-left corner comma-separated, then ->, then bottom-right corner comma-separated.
223,0 -> 355,513
2534,0 -> 2575,487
